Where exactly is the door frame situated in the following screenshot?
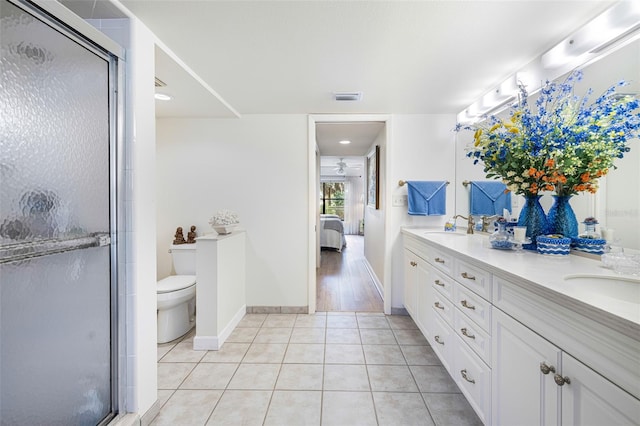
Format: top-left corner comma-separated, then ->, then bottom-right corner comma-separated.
308,114 -> 392,315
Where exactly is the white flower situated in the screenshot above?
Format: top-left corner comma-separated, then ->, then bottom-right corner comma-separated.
209,210 -> 239,226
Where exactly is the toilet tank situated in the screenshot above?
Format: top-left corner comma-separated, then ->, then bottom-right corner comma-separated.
170,244 -> 196,275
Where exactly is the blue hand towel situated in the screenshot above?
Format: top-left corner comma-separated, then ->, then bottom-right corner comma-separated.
469,181 -> 512,216
406,181 -> 447,216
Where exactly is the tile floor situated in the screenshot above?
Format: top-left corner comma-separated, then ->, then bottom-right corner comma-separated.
149,312 -> 482,426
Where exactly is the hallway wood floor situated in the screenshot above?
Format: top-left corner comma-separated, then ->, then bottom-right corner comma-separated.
316,235 -> 384,312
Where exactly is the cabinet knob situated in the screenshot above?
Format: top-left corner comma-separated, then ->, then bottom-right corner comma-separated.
434,335 -> 444,345
460,369 -> 476,384
434,301 -> 445,310
434,279 -> 445,287
461,272 -> 476,280
460,300 -> 476,310
410,261 -> 417,267
540,362 -> 556,375
554,374 -> 571,386
461,328 -> 476,339
434,257 -> 445,264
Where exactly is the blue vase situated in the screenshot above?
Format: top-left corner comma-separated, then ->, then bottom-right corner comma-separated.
548,195 -> 578,239
518,195 -> 550,250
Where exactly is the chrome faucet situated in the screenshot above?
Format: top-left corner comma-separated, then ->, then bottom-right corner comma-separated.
454,214 -> 475,234
480,215 -> 499,233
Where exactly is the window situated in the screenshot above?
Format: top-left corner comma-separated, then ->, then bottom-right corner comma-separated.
320,182 -> 344,220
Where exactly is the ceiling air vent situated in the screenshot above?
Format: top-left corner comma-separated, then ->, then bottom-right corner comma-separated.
155,77 -> 167,88
334,91 -> 363,101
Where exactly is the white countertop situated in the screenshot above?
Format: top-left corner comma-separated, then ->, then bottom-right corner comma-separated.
196,228 -> 246,241
402,227 -> 640,340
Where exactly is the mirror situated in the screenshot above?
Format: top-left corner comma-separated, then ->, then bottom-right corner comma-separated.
456,38 -> 640,251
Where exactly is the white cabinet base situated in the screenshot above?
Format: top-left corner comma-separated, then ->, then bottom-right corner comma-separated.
195,231 -> 246,351
193,304 -> 246,350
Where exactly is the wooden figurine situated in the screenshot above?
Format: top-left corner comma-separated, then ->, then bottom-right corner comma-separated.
186,225 -> 197,244
173,226 -> 186,245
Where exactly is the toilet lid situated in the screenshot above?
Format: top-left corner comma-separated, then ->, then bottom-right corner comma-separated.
157,275 -> 196,293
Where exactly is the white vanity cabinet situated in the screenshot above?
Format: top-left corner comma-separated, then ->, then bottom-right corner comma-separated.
493,307 -> 640,426
401,228 -> 640,426
561,352 -> 640,425
403,240 -> 434,337
403,233 -> 493,424
403,248 -> 419,318
492,307 -> 562,425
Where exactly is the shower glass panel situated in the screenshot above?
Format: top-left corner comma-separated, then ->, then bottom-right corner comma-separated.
0,0 -> 116,424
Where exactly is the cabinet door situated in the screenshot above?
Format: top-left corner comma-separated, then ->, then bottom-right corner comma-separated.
492,308 -> 561,426
415,260 -> 433,338
403,249 -> 417,317
561,353 -> 640,425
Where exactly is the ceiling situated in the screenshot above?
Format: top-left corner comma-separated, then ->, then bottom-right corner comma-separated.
60,0 -> 615,152
320,156 -> 365,178
316,121 -> 385,156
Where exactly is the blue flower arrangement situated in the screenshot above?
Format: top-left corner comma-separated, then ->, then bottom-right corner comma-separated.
457,70 -> 640,196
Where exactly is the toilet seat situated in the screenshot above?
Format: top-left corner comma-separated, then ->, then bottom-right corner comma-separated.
157,275 -> 196,293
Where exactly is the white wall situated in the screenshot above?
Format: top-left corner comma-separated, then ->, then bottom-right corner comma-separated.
156,115 -> 309,308
389,114 -> 457,310
157,114 -> 457,314
124,17 -> 158,415
364,131 -> 387,289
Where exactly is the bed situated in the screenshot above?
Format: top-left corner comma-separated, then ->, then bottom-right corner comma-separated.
320,214 -> 346,252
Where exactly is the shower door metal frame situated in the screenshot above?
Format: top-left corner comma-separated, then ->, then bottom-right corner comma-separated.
6,0 -> 126,422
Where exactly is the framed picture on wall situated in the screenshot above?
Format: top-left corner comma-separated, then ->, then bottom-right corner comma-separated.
367,145 -> 380,209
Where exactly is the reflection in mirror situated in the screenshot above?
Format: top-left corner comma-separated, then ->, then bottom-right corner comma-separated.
456,38 -> 640,251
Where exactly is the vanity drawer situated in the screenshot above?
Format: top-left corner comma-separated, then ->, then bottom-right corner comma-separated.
454,283 -> 492,333
454,334 -> 492,425
404,235 -> 432,261
431,269 -> 454,300
429,248 -> 453,276
454,308 -> 491,365
455,259 -> 492,300
430,314 -> 453,373
432,290 -> 454,327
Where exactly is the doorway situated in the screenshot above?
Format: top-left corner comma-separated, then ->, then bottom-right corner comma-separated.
308,116 -> 390,314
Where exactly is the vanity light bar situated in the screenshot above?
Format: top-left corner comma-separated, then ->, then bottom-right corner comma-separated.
456,4 -> 640,122
457,73 -> 528,124
541,1 -> 640,69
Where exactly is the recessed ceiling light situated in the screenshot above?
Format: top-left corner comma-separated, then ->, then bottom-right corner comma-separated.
155,93 -> 172,101
339,140 -> 351,145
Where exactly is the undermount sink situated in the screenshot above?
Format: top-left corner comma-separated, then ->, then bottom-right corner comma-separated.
562,274 -> 640,304
424,231 -> 467,237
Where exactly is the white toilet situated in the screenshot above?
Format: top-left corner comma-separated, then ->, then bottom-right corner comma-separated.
157,243 -> 197,344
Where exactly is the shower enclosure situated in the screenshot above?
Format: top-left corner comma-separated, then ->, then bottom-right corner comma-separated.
0,0 -> 121,424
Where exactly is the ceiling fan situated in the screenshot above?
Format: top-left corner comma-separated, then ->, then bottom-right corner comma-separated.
334,158 -> 355,175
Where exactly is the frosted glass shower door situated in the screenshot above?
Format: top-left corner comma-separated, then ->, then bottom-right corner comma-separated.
1,0 -> 116,424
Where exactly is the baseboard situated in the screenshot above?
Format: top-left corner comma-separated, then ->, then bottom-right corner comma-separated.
362,257 -> 384,300
391,307 -> 409,316
219,304 -> 246,344
246,306 -> 309,314
193,304 -> 246,350
193,335 -> 219,351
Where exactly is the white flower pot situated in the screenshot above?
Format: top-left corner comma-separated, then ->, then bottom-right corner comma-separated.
212,224 -> 237,235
